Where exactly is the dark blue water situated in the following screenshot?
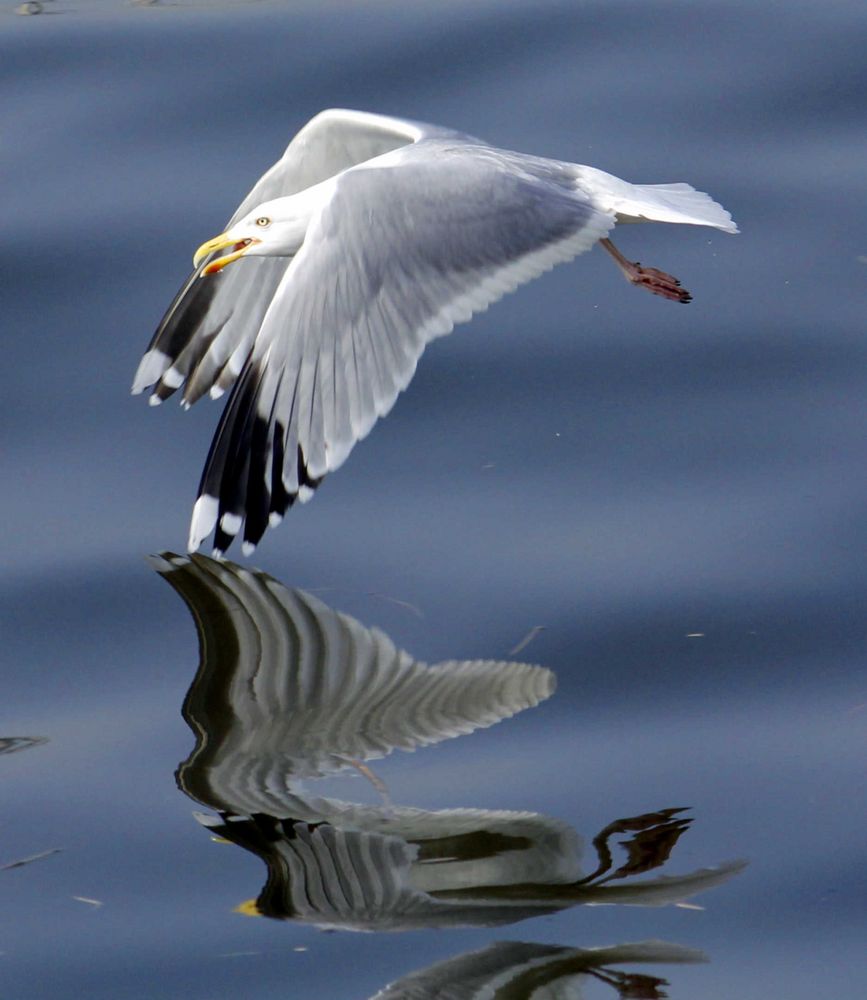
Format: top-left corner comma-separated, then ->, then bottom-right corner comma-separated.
2,2 -> 865,997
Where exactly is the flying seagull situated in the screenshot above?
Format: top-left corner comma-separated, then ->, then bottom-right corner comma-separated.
133,108 -> 737,555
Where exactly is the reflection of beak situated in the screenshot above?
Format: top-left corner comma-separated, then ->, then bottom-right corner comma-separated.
234,899 -> 262,917
193,233 -> 261,275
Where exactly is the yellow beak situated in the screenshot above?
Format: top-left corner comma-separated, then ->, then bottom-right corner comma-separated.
193,232 -> 260,275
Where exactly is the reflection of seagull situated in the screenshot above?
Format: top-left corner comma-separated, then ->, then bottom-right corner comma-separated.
372,939 -> 706,1000
133,109 -> 737,554
151,553 -> 554,811
151,553 -> 746,932
202,810 -> 746,931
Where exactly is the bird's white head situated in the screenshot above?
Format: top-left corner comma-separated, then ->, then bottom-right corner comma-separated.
193,195 -> 312,275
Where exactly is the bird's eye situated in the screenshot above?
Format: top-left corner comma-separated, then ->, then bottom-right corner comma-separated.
255,216 -> 271,227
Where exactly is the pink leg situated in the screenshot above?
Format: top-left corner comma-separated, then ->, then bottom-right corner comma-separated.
599,238 -> 692,304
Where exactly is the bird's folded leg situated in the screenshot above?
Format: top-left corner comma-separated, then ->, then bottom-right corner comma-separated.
599,237 -> 692,303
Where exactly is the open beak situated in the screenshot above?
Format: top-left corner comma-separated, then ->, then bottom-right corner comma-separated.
193,233 -> 261,275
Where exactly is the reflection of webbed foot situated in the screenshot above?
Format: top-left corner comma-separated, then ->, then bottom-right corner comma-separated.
345,757 -> 392,807
578,806 -> 693,885
588,966 -> 670,999
600,237 -> 692,303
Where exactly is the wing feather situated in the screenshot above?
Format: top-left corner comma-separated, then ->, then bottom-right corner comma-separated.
194,144 -> 613,551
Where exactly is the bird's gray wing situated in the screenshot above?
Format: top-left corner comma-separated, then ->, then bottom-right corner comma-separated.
193,146 -> 614,552
132,110 -> 462,406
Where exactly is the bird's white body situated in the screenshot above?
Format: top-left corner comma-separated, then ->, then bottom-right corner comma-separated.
133,109 -> 737,554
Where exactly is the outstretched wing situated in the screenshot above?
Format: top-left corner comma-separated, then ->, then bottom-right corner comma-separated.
132,109 -> 463,406
193,146 -> 614,552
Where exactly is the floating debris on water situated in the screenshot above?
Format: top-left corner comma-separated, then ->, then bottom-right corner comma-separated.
1,848 -> 61,871
509,624 -> 546,656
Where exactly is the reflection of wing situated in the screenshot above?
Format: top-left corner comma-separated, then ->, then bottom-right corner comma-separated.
152,553 -> 554,809
231,803 -> 585,887
133,110 -> 465,407
197,816 -> 567,931
373,940 -> 706,1000
0,736 -> 48,756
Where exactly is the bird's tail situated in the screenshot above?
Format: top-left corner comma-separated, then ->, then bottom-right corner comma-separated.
576,166 -> 738,233
630,181 -> 738,232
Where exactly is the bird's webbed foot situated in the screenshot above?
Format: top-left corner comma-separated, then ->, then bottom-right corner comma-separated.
599,237 -> 692,303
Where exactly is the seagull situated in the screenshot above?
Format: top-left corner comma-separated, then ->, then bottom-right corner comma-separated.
132,109 -> 737,555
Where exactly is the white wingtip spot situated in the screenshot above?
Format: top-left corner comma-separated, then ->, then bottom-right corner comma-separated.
219,512 -> 242,536
209,385 -> 225,400
192,811 -> 221,828
268,512 -> 283,528
162,367 -> 185,390
188,495 -> 219,552
298,486 -> 314,503
144,553 -> 176,573
241,541 -> 256,557
132,349 -> 171,395
220,514 -> 242,537
148,394 -> 162,407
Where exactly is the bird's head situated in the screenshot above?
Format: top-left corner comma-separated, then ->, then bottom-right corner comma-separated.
193,196 -> 310,275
